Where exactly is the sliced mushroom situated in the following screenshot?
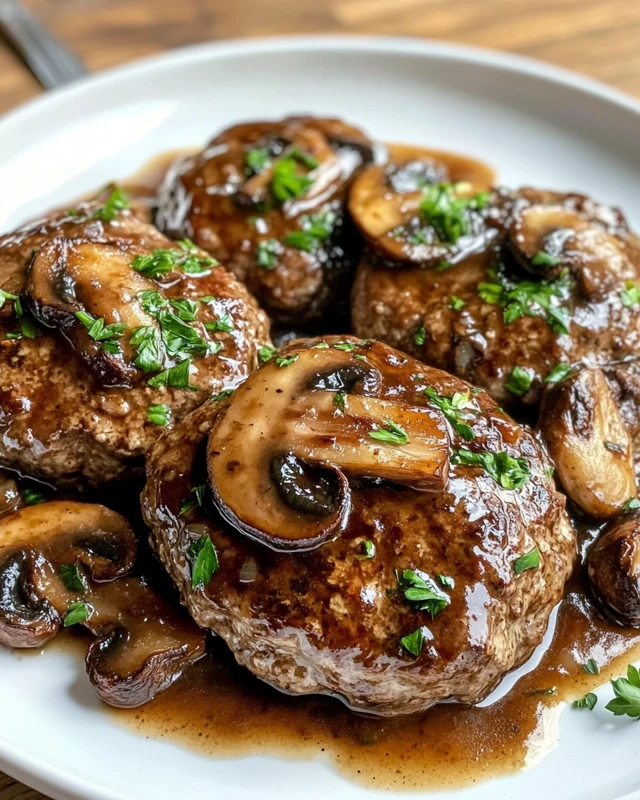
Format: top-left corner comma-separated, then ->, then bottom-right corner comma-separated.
239,126 -> 343,215
0,501 -> 136,647
539,368 -> 635,519
509,203 -> 636,299
588,512 -> 640,626
27,237 -> 159,387
0,500 -> 206,707
208,345 -> 450,551
348,153 -> 496,266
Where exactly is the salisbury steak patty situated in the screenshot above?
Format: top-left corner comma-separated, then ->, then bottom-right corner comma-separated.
351,171 -> 640,410
156,116 -> 376,325
0,193 -> 270,489
143,337 -> 575,715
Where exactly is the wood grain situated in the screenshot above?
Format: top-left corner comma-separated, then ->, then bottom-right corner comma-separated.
1,0 -> 639,797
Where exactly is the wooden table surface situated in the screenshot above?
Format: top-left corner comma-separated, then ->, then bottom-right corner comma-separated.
1,0 -> 640,797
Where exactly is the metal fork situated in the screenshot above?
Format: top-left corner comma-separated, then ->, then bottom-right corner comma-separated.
0,0 -> 87,89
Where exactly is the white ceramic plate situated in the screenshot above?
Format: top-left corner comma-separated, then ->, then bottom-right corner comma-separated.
1,35 -> 640,800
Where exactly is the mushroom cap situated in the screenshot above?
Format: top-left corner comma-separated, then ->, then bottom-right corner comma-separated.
156,116 -> 376,324
0,204 -> 270,489
0,500 -> 206,707
143,337 -> 575,715
588,512 -> 640,626
352,186 -> 640,410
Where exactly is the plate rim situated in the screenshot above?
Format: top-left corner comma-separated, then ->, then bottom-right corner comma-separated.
2,32 -> 640,800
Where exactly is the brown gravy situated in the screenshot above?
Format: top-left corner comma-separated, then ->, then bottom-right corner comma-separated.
21,144 -> 639,791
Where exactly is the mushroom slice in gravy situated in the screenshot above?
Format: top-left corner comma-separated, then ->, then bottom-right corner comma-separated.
208,346 -> 450,552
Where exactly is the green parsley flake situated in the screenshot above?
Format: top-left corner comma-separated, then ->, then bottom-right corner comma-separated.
180,484 -> 207,516
213,389 -> 235,401
582,659 -> 600,675
478,264 -> 572,334
93,187 -> 129,222
573,693 -> 598,710
312,341 -> 329,349
621,280 -> 640,309
334,391 -> 346,413
399,569 -> 449,617
505,365 -> 534,397
271,153 -> 316,203
545,363 -> 572,384
245,148 -> 271,174
275,354 -> 298,368
58,564 -> 87,594
414,326 -> 426,346
532,250 -> 560,267
401,628 -> 426,657
130,326 -> 163,373
452,449 -> 530,490
283,211 -> 336,253
148,359 -> 197,391
256,239 -> 280,270
623,498 -> 640,512
334,342 -> 356,352
449,295 -> 466,311
189,535 -> 219,590
419,183 -> 489,245
64,601 -> 89,627
514,547 -> 541,574
147,403 -> 171,426
424,387 -> 475,442
21,488 -> 46,505
170,298 -> 198,321
132,239 -> 216,279
369,419 -> 409,446
75,311 -> 126,355
358,540 -> 376,560
258,344 -> 276,362
438,575 -> 455,589
204,313 -> 235,333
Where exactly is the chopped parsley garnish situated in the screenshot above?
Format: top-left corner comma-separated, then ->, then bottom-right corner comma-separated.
605,664 -> 640,719
245,147 -> 271,174
170,298 -> 198,321
514,547 -> 541,574
58,564 -> 87,594
256,239 -> 280,270
130,326 -> 163,373
189,535 -> 219,590
622,498 -> 640,511
478,264 -> 572,334
180,484 -> 207,516
275,354 -> 298,368
438,575 -> 454,589
93,187 -> 129,222
312,341 -> 329,349
399,569 -> 449,617
75,311 -> 127,355
0,288 -> 18,308
582,659 -> 600,675
204,313 -> 234,333
63,601 -> 89,627
505,365 -> 534,397
5,296 -> 40,341
369,420 -> 409,446
545,363 -> 572,384
532,250 -> 560,267
451,449 -> 530,490
271,152 -> 316,203
401,628 -> 426,657
414,326 -> 426,346
449,295 -> 465,311
138,290 -> 168,315
21,488 -> 45,505
418,183 -> 488,245
147,403 -> 171,426
334,342 -> 356,352
437,259 -> 452,271
212,389 -> 235,401
258,344 -> 276,362
621,280 -> 640,309
334,391 -> 346,413
283,211 -> 336,253
358,540 -> 376,559
148,358 -> 197,391
573,693 -> 598,710
132,239 -> 216,278
424,387 -> 475,442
